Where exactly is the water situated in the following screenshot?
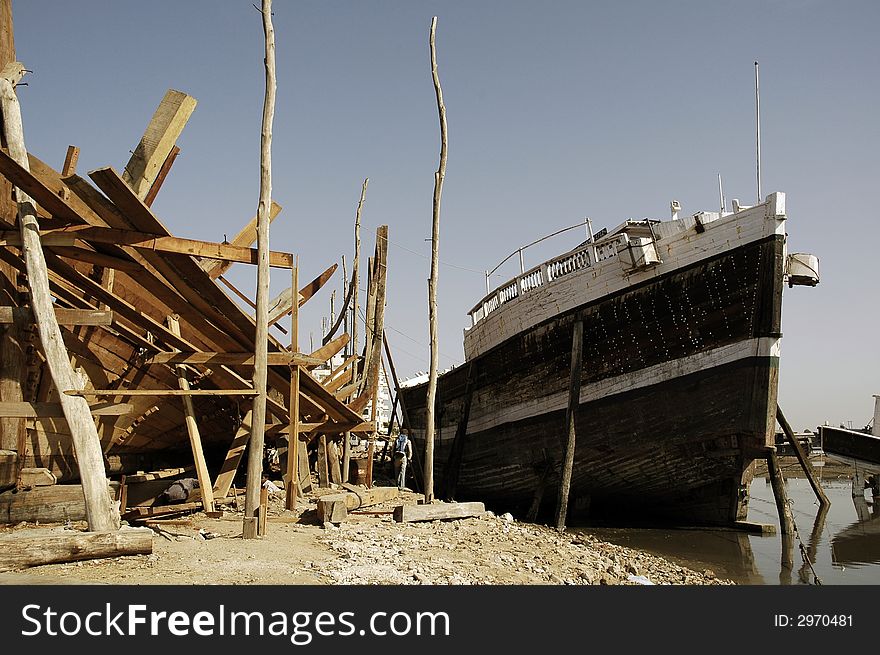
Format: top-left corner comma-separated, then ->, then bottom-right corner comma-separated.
577,457 -> 880,585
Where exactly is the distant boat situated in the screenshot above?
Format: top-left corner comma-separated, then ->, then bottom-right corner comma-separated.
401,193 -> 819,525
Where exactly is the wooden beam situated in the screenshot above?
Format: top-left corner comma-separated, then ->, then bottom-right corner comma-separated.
0,306 -> 113,326
122,89 -> 197,200
393,501 -> 485,523
285,365 -> 300,510
143,144 -> 180,207
65,389 -> 259,397
0,401 -> 133,418
46,244 -> 142,272
212,410 -> 251,499
267,262 -> 338,325
144,351 -> 321,366
305,333 -> 350,370
203,201 -> 282,279
167,315 -> 215,514
61,145 -> 79,177
1,68 -> 119,532
777,404 -> 829,507
1,226 -> 294,268
0,527 -> 153,572
0,483 -> 117,524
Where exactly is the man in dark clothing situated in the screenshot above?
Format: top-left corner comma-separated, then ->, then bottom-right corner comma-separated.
393,433 -> 413,490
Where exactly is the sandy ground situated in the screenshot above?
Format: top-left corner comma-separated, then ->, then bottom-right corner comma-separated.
0,478 -> 729,586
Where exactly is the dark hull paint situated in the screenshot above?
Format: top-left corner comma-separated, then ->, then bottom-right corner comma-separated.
400,235 -> 785,525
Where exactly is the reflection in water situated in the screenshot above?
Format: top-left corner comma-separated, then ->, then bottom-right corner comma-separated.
575,457 -> 880,584
831,479 -> 880,568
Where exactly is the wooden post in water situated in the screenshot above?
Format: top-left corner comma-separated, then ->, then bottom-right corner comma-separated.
766,448 -> 794,536
424,16 -> 447,504
777,405 -> 829,507
244,0 -> 275,540
556,320 -> 583,531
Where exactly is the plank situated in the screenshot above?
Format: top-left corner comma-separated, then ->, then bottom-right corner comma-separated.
143,144 -> 180,207
203,201 -> 282,279
213,410 -> 251,499
125,467 -> 193,484
0,306 -> 113,326
0,484 -> 117,524
393,502 -> 486,523
167,315 -> 215,514
144,351 -> 321,366
0,527 -> 153,572
306,333 -> 350,370
0,401 -> 133,417
64,389 -> 259,397
122,89 -> 197,199
18,467 -> 57,487
1,227 -> 294,268
267,262 -> 338,325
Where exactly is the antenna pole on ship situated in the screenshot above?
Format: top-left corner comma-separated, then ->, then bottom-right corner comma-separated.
718,173 -> 725,213
755,60 -> 762,203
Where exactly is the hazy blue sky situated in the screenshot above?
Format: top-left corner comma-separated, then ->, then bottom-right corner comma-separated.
9,1 -> 879,432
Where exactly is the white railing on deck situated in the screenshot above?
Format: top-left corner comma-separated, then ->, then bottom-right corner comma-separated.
469,246 -> 593,327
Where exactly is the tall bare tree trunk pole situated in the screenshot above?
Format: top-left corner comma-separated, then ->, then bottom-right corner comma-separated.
352,178 -> 367,380
244,0 -> 275,539
1,70 -> 119,532
424,16 -> 447,503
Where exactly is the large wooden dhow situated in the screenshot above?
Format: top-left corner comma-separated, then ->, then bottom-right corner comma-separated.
0,88 -> 385,504
401,193 -> 819,525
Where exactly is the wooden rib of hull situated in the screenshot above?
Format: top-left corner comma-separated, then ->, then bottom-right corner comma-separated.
401,235 -> 785,525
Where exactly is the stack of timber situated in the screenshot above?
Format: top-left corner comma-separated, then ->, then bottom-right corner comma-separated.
0,85 -> 385,506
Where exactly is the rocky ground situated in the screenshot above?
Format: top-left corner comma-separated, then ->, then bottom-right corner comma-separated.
0,478 -> 730,586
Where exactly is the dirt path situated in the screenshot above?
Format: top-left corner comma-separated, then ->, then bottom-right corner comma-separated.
0,484 -> 729,586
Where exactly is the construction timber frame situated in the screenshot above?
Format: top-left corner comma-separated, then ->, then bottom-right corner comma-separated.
0,1 -> 388,529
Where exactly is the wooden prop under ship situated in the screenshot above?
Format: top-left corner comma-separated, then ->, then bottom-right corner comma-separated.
0,85 -> 391,516
401,194 -> 821,526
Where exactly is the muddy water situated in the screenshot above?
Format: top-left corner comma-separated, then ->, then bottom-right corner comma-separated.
576,457 -> 880,585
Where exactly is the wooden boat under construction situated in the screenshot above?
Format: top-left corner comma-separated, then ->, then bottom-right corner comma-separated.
0,87 -> 388,503
401,193 -> 820,525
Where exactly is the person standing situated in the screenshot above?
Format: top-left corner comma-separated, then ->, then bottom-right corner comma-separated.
393,432 -> 413,490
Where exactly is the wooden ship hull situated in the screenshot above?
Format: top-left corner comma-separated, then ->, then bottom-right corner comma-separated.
401,193 -> 817,525
1,89 -> 384,499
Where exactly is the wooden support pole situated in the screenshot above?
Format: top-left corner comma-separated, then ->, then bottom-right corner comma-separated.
777,405 -> 829,507
351,178 -> 367,382
328,438 -> 342,484
258,487 -> 268,536
0,2 -> 27,478
556,319 -> 583,532
213,409 -> 252,499
166,315 -> 215,513
317,435 -> 329,488
424,16 -> 447,504
286,365 -> 300,509
1,65 -> 119,532
767,448 -> 794,536
244,0 -> 275,541
286,256 -> 300,510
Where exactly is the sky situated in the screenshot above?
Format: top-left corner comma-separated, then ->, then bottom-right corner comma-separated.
8,0 -> 879,432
